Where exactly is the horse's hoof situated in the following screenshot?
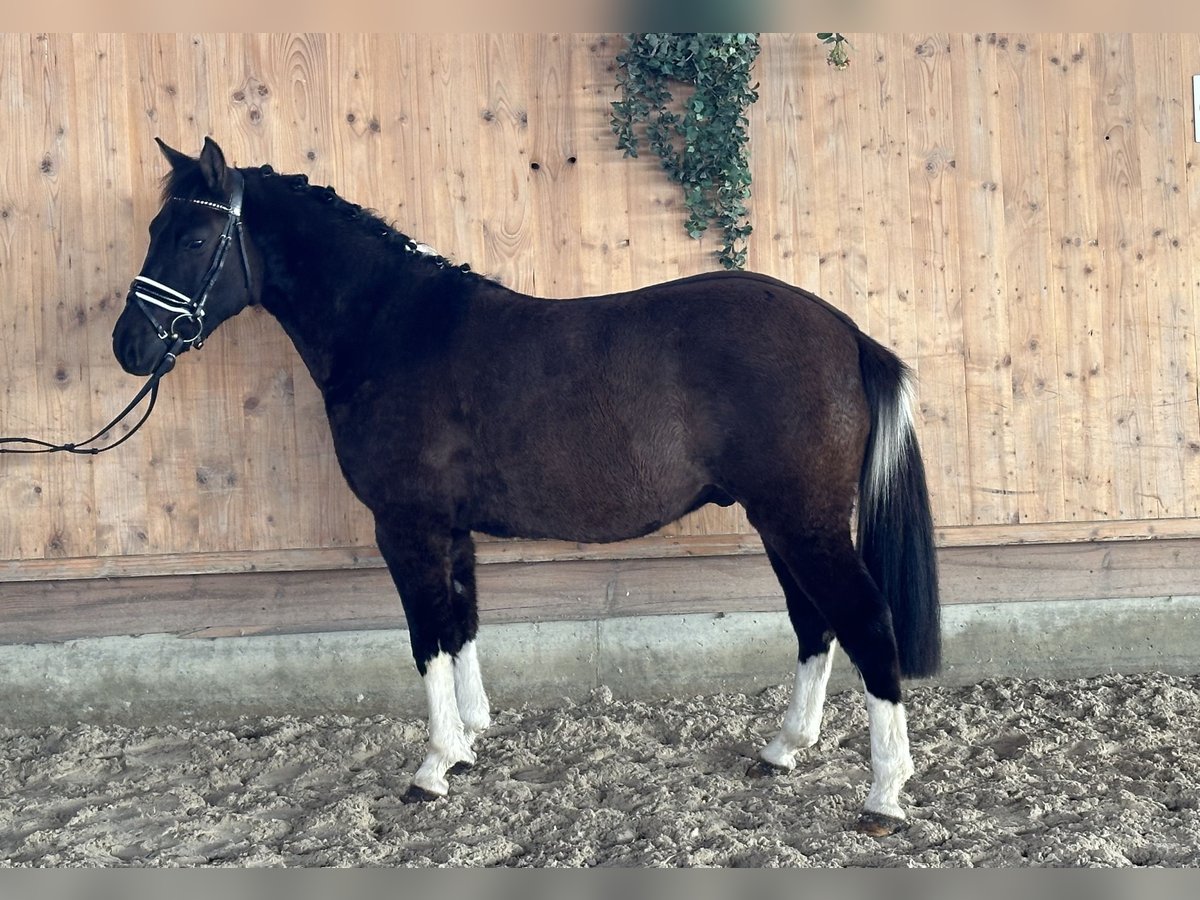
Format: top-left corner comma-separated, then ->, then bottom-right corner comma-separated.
854,811 -> 909,837
400,784 -> 444,804
745,759 -> 788,779
448,761 -> 473,776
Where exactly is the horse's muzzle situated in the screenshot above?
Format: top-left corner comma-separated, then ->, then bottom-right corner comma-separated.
112,299 -> 168,376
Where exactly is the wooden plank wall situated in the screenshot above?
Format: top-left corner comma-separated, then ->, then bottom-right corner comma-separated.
1,34 -> 1199,592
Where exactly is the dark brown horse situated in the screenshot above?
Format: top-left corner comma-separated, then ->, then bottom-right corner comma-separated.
112,138 -> 940,835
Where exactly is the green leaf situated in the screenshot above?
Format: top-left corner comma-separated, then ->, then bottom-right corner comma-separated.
609,33 -> 760,269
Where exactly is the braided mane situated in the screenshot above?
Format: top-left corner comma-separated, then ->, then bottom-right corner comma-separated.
162,163 -> 481,280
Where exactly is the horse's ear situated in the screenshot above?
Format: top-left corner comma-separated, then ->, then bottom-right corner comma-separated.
155,137 -> 195,172
197,136 -> 228,192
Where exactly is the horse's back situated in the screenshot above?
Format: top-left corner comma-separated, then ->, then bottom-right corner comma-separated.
440,270 -> 872,540
462,269 -> 865,386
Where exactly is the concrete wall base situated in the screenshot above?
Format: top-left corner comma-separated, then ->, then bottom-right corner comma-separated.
2,596 -> 1198,725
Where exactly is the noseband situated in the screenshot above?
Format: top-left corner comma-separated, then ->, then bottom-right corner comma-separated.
129,168 -> 254,349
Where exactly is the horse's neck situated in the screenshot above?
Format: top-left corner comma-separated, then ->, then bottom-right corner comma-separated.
251,179 -> 417,393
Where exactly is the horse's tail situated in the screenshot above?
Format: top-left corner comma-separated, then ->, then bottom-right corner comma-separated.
855,334 -> 942,678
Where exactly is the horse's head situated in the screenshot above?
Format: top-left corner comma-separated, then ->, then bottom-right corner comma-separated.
112,137 -> 259,375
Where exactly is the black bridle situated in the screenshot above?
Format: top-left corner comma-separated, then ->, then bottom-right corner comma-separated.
0,171 -> 252,456
130,169 -> 253,350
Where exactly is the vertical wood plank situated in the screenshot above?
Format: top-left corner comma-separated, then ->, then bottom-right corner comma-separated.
808,38 -> 852,321
1092,34 -> 1152,520
1,35 -> 53,559
815,36 -> 869,327
476,33 -> 536,292
950,35 -> 1017,524
527,34 -> 583,298
71,34 -> 143,558
855,33 -> 926,454
903,33 -> 970,525
27,34 -> 96,559
571,33 -> 634,296
747,34 -> 821,292
995,33 -> 1066,524
1129,33 -> 1197,518
1042,34 -> 1111,521
1177,33 -> 1200,517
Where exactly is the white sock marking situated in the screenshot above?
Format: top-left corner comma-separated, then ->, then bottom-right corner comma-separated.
760,644 -> 837,769
412,652 -> 475,796
453,640 -> 491,741
863,692 -> 915,819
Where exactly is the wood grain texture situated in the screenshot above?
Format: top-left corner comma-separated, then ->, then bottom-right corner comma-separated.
995,34 -> 1065,524
0,34 -> 1197,597
951,35 -> 1018,525
902,34 -> 971,525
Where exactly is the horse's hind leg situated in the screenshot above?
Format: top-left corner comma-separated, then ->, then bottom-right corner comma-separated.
375,517 -> 479,801
754,520 -> 913,834
755,542 -> 838,772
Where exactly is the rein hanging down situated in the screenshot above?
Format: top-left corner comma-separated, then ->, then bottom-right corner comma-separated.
0,335 -> 182,456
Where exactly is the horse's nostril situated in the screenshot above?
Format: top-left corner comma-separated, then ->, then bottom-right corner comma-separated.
112,323 -> 156,377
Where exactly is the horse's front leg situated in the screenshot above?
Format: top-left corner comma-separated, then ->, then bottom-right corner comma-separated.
375,517 -> 481,801
449,531 -> 490,744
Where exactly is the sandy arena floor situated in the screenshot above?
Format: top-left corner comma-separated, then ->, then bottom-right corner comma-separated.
1,671 -> 1198,867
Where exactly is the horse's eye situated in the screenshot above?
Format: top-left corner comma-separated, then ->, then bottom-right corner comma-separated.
182,238 -> 205,251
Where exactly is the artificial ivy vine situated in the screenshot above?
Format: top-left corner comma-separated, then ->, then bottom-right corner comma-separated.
818,33 -> 852,69
610,33 -> 852,270
611,33 -> 761,270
